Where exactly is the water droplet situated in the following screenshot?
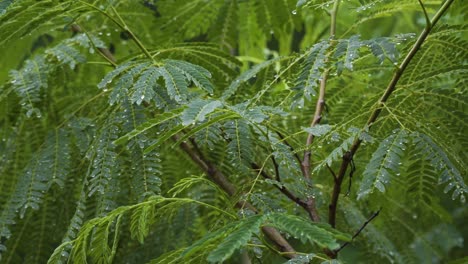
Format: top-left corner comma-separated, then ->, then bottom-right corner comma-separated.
291,10 -> 297,15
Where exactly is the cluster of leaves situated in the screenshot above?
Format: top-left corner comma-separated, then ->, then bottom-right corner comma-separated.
0,0 -> 466,264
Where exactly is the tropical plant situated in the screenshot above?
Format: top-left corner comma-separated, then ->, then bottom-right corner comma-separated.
0,0 -> 466,263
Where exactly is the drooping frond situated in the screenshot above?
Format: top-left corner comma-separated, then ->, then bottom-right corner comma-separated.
9,55 -> 49,117
87,123 -> 120,197
224,119 -> 254,169
411,132 -> 467,203
293,41 -> 330,104
358,129 -> 408,200
0,129 -> 71,252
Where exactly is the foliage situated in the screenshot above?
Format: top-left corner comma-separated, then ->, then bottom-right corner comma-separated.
0,0 -> 466,263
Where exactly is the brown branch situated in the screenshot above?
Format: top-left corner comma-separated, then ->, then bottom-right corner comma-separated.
301,0 -> 340,179
174,136 -> 297,259
328,0 -> 455,230
300,0 -> 341,223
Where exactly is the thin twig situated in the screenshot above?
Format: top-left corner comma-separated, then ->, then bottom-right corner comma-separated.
251,162 -> 309,209
335,209 -> 381,253
328,0 -> 455,229
326,164 -> 337,182
271,156 -> 281,182
417,0 -> 432,29
110,6 -> 155,62
78,1 -> 154,62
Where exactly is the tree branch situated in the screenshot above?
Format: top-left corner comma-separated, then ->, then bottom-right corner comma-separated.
251,162 -> 308,209
174,135 -> 297,259
328,0 -> 455,229
300,0 -> 341,223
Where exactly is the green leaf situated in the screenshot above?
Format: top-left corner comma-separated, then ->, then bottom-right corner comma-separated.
294,41 -> 330,103
358,129 -> 408,199
364,37 -> 398,64
160,65 -> 189,102
130,203 -> 155,244
46,43 -> 86,70
131,66 -> 162,105
207,215 -> 264,263
9,55 -> 48,117
335,35 -> 361,73
412,132 -> 467,203
181,99 -> 223,126
303,124 -> 333,137
182,221 -> 240,259
267,213 -> 349,250
165,59 -> 214,94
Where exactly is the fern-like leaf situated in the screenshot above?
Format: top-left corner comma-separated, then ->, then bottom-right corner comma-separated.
207,215 -> 264,263
181,99 -> 223,126
0,0 -> 66,45
130,203 -> 155,244
9,55 -> 48,117
364,37 -> 399,64
267,213 -> 351,250
46,43 -> 86,70
87,124 -> 120,197
313,130 -> 358,174
358,129 -> 408,200
334,35 -> 361,73
411,132 -> 467,203
165,59 -> 214,95
131,66 -> 161,105
225,119 -> 253,168
114,108 -> 184,145
293,41 -> 330,104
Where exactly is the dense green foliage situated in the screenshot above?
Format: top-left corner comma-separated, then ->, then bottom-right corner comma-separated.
0,0 -> 466,263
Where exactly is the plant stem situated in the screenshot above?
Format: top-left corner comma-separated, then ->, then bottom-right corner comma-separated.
78,1 -> 154,62
328,0 -> 455,231
334,209 -> 381,254
301,0 -> 340,222
110,6 -> 155,62
302,0 -> 339,179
